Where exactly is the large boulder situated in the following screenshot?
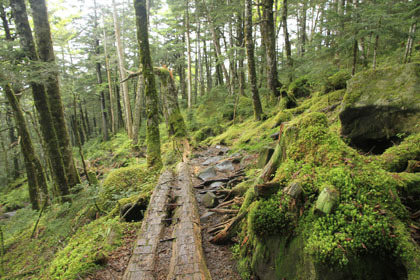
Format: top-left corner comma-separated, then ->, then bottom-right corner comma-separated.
339,63 -> 420,153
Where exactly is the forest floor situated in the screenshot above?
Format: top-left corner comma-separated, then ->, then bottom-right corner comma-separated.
90,145 -> 247,280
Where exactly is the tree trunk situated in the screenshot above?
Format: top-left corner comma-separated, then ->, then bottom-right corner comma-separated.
262,0 -> 281,100
203,34 -> 212,92
113,0 -> 133,138
11,0 -> 70,200
185,2 -> 193,108
282,0 -> 292,73
245,0 -> 263,121
93,0 -> 109,141
156,68 -> 188,139
102,16 -> 116,135
29,0 -> 80,188
134,0 -> 162,168
299,1 -> 307,56
132,75 -> 144,146
237,12 -> 246,96
6,112 -> 19,179
3,84 -> 49,209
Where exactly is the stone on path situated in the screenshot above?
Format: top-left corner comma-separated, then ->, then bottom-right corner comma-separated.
215,160 -> 235,172
202,156 -> 221,166
202,192 -> 219,208
198,166 -> 217,181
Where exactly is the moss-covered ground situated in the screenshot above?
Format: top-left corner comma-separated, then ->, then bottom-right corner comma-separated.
0,66 -> 419,279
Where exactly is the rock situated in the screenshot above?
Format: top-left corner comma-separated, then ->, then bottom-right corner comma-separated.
200,212 -> 215,223
202,156 -> 221,166
215,160 -> 235,172
315,186 -> 339,215
209,181 -> 224,189
202,192 -> 219,208
339,63 -> 420,153
257,147 -> 275,168
270,131 -> 280,140
2,211 -> 17,219
198,166 -> 217,181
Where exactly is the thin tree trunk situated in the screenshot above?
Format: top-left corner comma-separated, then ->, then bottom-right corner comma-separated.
93,0 -> 109,141
102,16 -> 116,135
132,75 -> 144,146
262,0 -> 281,100
11,0 -> 70,200
300,1 -> 307,56
134,0 -> 162,168
6,112 -> 19,179
245,0 -> 263,121
404,22 -> 417,64
3,84 -> 48,209
197,19 -> 205,96
237,12 -> 246,96
185,2 -> 193,108
203,35 -> 212,92
29,0 -> 80,188
282,0 -> 292,81
113,0 -> 133,138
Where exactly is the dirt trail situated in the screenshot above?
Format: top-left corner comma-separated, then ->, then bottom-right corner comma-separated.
122,145 -> 244,280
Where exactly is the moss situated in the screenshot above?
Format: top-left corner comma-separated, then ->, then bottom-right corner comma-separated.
99,164 -> 158,211
288,75 -> 311,98
249,194 -> 293,238
379,132 -> 420,172
48,217 -> 125,279
323,70 -> 351,93
343,63 -> 420,110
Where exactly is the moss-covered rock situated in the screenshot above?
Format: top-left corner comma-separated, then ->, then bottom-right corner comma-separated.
339,63 -> 420,153
289,76 -> 312,98
324,70 -> 351,93
237,112 -> 419,279
99,164 -> 157,211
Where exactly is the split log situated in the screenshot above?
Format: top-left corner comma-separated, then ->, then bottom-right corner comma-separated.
210,211 -> 247,244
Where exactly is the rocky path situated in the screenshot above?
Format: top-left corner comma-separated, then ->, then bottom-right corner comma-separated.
123,146 -> 245,280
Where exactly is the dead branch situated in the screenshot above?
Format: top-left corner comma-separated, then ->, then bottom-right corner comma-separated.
210,211 -> 247,244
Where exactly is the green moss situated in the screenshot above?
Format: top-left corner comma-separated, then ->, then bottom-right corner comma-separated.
379,132 -> 420,172
99,164 -> 158,211
288,76 -> 311,98
249,194 -> 293,238
323,70 -> 351,93
48,217 -> 125,279
343,63 -> 420,110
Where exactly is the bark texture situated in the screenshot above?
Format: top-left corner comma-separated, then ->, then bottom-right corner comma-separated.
29,0 -> 80,188
245,0 -> 263,121
134,0 -> 162,168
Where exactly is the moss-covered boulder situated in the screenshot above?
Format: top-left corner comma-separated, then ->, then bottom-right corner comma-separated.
99,164 -> 157,211
237,112 -> 420,280
339,63 -> 420,153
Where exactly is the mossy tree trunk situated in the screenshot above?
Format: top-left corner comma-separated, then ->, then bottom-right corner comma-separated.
11,0 -> 70,200
245,0 -> 263,121
132,75 -> 144,146
3,85 -> 49,210
156,68 -> 188,139
28,0 -> 80,188
134,0 -> 162,168
185,1 -> 193,108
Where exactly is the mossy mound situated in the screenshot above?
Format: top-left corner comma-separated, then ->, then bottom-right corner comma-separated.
288,76 -> 311,98
99,164 -> 157,211
324,70 -> 351,93
339,63 -> 420,153
48,217 -> 125,279
238,112 -> 419,279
